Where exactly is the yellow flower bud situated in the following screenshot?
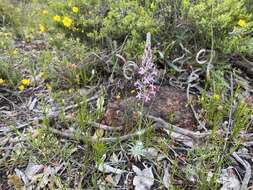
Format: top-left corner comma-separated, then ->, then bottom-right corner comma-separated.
21,79 -> 30,86
72,6 -> 79,13
18,85 -> 25,91
238,19 -> 246,27
213,94 -> 220,101
53,15 -> 61,22
217,105 -> 223,111
63,16 -> 72,28
39,24 -> 45,33
0,78 -> 5,85
42,9 -> 48,15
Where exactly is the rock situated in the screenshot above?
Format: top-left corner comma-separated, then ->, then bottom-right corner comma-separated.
102,86 -> 196,131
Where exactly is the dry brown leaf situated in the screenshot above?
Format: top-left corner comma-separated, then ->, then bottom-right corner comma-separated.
8,175 -> 23,190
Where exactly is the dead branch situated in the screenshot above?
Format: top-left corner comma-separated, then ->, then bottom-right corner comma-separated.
147,115 -> 211,139
87,121 -> 123,131
48,127 -> 148,143
232,152 -> 251,190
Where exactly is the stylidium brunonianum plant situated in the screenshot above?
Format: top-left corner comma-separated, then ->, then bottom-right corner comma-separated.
134,32 -> 158,102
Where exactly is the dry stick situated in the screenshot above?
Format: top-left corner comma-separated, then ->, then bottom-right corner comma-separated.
49,115 -> 212,143
234,73 -> 253,93
232,152 -> 251,190
48,115 -> 211,143
86,121 -> 123,131
195,49 -> 215,80
147,115 -> 211,139
48,127 -> 148,143
187,84 -> 205,130
186,70 -> 207,131
167,54 -> 186,72
222,73 -> 234,156
167,43 -> 192,73
0,123 -> 31,134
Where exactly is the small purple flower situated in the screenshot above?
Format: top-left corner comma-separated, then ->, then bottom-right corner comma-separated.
139,67 -> 146,75
134,33 -> 158,102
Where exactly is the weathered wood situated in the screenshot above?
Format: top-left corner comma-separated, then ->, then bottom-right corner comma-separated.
230,55 -> 253,76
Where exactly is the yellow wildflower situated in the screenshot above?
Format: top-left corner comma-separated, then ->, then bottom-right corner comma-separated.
53,15 -> 61,22
130,90 -> 135,94
21,79 -> 30,86
18,85 -> 25,91
72,6 -> 79,13
238,19 -> 246,27
42,9 -> 48,15
213,94 -> 220,101
0,79 -> 5,85
39,24 -> 45,33
63,16 -> 72,27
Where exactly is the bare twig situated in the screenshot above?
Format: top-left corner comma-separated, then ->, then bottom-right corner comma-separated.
232,152 -> 251,190
186,69 -> 207,131
196,49 -> 215,80
0,122 -> 31,135
147,115 -> 211,139
87,121 -> 123,131
222,73 -> 235,152
48,114 -> 212,144
48,127 -> 148,143
241,55 -> 253,67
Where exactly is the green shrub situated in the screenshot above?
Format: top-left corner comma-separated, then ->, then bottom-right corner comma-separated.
0,56 -> 22,88
0,0 -> 22,33
40,38 -> 97,89
0,31 -> 13,50
182,0 -> 253,55
40,0 -> 158,58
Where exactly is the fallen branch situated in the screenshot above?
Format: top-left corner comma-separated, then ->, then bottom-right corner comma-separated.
232,56 -> 253,76
48,127 -> 148,143
147,115 -> 211,139
0,123 -> 31,135
186,72 -> 207,131
232,152 -> 251,190
49,115 -> 212,143
87,121 -> 123,131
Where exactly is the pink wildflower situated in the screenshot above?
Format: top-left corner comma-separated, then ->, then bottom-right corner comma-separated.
134,32 -> 158,102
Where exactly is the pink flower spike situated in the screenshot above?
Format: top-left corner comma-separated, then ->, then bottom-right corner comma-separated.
134,32 -> 157,102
